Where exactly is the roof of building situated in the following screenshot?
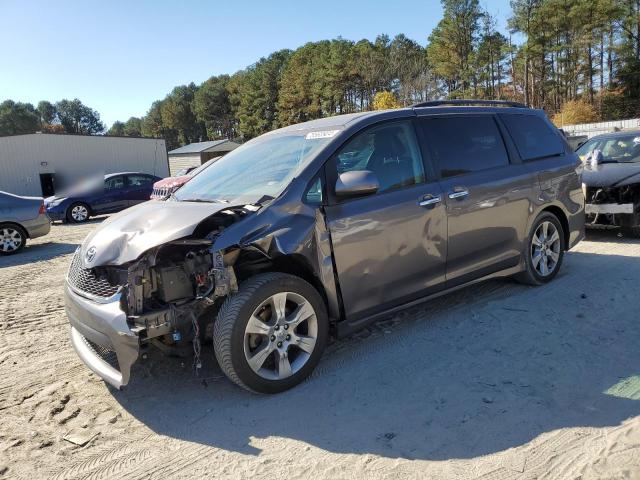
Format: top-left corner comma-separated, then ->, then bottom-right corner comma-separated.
168,139 -> 239,155
0,132 -> 165,141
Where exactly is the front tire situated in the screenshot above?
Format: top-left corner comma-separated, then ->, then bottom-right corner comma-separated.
0,224 -> 27,255
67,203 -> 91,223
213,272 -> 328,394
515,212 -> 565,286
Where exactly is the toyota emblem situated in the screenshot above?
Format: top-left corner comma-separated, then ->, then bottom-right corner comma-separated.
85,246 -> 97,263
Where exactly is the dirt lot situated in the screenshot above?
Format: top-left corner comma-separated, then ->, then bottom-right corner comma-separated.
0,219 -> 639,480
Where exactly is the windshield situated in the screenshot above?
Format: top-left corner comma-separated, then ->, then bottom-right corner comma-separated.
174,131 -> 336,202
188,157 -> 220,177
577,135 -> 640,163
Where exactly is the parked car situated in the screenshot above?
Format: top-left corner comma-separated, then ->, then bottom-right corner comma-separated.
65,100 -> 584,393
0,191 -> 50,255
150,157 -> 221,200
46,172 -> 161,223
577,130 -> 640,236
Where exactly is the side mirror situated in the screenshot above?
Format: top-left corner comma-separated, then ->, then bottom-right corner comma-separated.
335,170 -> 379,198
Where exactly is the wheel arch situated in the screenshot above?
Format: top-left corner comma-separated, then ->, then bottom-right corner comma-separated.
0,221 -> 28,238
540,205 -> 570,250
232,248 -> 331,321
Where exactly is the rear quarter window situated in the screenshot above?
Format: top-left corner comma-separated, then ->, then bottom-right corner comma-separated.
421,115 -> 510,178
501,114 -> 564,161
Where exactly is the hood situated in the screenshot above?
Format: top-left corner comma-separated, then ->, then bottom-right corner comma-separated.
45,195 -> 66,204
583,162 -> 640,187
153,176 -> 191,188
80,200 -> 232,267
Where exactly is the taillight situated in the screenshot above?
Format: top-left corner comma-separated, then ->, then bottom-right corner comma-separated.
39,202 -> 46,214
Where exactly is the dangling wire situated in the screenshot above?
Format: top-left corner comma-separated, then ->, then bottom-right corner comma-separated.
191,311 -> 202,375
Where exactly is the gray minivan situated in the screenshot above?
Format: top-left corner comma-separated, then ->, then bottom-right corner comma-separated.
65,100 -> 585,393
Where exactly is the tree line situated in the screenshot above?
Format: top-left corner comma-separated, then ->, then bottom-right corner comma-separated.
0,99 -> 104,136
3,0 -> 640,147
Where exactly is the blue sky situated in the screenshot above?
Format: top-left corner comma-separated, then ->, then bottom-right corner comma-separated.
1,0 -> 514,128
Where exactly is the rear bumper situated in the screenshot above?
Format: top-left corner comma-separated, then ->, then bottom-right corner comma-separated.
65,282 -> 139,388
22,214 -> 51,239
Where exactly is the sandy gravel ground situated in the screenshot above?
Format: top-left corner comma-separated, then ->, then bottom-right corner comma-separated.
0,219 -> 639,480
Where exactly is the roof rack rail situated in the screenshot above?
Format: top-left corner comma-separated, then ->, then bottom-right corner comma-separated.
412,99 -> 528,109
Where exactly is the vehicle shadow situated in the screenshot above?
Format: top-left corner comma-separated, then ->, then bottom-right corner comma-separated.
112,248 -> 640,461
0,241 -> 77,268
585,227 -> 640,244
51,216 -> 108,227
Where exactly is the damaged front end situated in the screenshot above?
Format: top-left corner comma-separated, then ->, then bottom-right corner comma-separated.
65,202 -> 254,389
584,184 -> 640,231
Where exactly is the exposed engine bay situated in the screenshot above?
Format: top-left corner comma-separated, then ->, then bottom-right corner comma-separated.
584,184 -> 640,231
90,206 -> 254,369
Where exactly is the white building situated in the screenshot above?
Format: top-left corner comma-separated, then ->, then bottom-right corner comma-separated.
168,139 -> 239,176
0,133 -> 169,197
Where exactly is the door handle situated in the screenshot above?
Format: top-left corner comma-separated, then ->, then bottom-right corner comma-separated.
418,194 -> 442,207
448,189 -> 469,200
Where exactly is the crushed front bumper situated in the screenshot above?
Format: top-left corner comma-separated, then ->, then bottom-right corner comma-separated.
585,203 -> 634,215
65,282 -> 139,388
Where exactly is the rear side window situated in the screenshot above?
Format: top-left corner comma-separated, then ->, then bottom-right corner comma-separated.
421,116 -> 509,178
127,175 -> 153,186
501,114 -> 564,161
105,176 -> 125,190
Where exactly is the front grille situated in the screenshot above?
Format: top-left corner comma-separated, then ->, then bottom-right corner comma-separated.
151,186 -> 172,199
586,185 -> 638,205
68,251 -> 121,299
82,335 -> 120,371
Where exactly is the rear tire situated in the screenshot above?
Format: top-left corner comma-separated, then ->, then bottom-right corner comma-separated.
66,202 -> 91,223
213,272 -> 328,394
515,212 -> 565,286
0,223 -> 27,255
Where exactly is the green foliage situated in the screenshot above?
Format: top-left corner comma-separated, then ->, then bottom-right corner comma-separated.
0,100 -> 40,135
224,50 -> 292,140
36,101 -> 57,125
142,100 -> 179,149
194,75 -> 235,140
123,117 -> 142,137
107,121 -> 126,136
55,99 -> 105,134
427,0 -> 483,96
160,83 -> 204,146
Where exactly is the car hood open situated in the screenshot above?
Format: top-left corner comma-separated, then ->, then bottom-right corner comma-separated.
583,162 -> 640,187
80,200 -> 233,268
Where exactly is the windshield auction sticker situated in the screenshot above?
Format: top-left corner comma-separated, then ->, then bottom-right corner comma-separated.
306,130 -> 340,140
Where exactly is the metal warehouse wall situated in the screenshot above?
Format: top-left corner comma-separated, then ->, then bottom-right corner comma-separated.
169,155 -> 201,176
0,133 -> 169,197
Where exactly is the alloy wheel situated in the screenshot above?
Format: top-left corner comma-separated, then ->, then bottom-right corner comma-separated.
243,291 -> 318,380
531,220 -> 561,277
71,205 -> 89,222
1,227 -> 24,253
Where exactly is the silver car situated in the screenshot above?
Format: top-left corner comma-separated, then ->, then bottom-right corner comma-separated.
0,191 -> 51,255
